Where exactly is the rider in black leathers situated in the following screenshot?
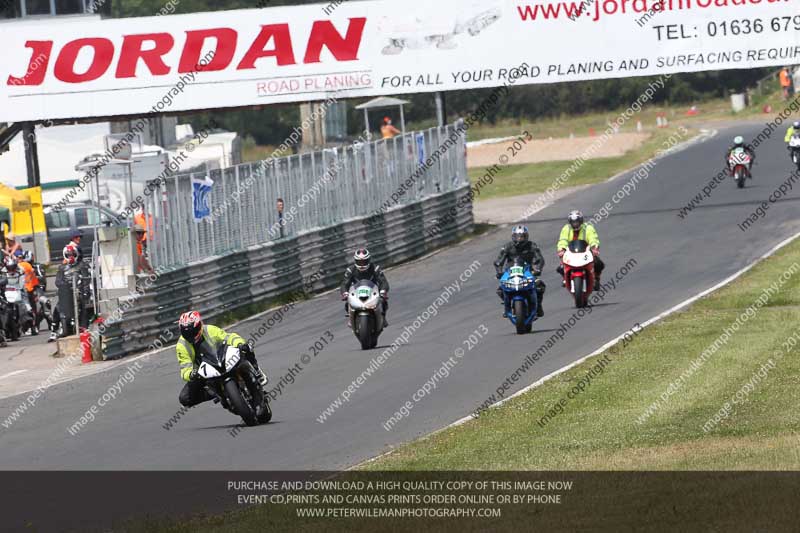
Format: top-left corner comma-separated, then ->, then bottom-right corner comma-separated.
494,225 -> 546,317
340,248 -> 390,326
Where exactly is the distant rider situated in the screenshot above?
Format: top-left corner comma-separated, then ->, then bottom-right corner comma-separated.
786,121 -> 799,144
725,136 -> 756,176
176,311 -> 267,409
340,248 -> 390,327
557,210 -> 605,291
494,225 -> 546,317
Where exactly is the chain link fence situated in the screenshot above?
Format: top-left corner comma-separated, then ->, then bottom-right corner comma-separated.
141,121 -> 468,272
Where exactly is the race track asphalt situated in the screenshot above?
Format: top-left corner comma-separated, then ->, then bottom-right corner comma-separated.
2,121 -> 798,478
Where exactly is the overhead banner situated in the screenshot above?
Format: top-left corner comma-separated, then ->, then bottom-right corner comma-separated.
1,0 -> 799,122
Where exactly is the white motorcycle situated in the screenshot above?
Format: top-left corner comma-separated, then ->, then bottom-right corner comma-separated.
789,134 -> 800,171
728,148 -> 752,189
196,343 -> 272,427
4,274 -> 33,340
347,280 -> 385,350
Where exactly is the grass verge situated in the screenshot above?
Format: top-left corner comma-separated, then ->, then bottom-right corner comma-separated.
363,237 -> 800,471
468,126 -> 691,201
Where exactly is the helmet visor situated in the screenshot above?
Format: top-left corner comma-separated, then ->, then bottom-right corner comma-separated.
180,323 -> 202,343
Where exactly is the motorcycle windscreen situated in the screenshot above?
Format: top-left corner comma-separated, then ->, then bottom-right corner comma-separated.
568,240 -> 589,253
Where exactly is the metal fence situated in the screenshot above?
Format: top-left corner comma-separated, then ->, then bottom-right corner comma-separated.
141,121 -> 468,271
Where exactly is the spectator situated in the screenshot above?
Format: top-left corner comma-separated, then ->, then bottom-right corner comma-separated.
780,67 -> 792,100
63,230 -> 83,263
134,223 -> 153,274
793,66 -> 800,96
3,232 -> 21,258
381,117 -> 401,139
276,198 -> 285,239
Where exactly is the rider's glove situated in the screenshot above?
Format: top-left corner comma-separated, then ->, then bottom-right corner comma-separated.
341,292 -> 349,301
189,368 -> 199,381
533,269 -> 542,276
495,272 -> 502,279
557,249 -> 566,258
591,247 -> 600,257
379,290 -> 388,300
239,343 -> 254,357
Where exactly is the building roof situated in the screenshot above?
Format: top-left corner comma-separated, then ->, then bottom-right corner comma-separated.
355,97 -> 410,110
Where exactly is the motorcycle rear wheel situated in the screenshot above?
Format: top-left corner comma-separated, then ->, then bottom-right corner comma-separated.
735,169 -> 745,189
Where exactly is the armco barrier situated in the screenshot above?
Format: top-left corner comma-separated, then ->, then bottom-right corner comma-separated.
102,185 -> 474,359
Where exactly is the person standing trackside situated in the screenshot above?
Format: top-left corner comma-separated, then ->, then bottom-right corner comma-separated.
3,232 -> 22,258
780,67 -> 792,100
381,117 -> 401,139
276,198 -> 285,239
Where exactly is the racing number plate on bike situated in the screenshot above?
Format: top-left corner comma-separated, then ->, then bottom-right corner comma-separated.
357,287 -> 371,298
510,266 -> 525,277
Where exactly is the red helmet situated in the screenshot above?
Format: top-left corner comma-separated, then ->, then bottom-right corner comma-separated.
179,311 -> 203,343
63,244 -> 79,264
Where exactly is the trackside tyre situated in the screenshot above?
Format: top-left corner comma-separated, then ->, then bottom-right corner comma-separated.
513,300 -> 527,335
357,314 -> 373,350
224,379 -> 257,427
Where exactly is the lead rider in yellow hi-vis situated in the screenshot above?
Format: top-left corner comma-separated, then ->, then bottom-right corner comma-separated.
556,210 -> 605,291
176,311 -> 267,408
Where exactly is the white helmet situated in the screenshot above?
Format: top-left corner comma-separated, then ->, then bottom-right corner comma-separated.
568,210 -> 584,230
354,248 -> 371,272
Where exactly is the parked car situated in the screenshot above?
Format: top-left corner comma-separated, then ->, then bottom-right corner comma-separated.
43,203 -> 122,263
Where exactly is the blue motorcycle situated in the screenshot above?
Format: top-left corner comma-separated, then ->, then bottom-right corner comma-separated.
499,259 -> 538,335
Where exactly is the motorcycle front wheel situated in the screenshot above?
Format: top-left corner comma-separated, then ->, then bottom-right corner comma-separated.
356,314 -> 373,350
224,379 -> 258,427
573,277 -> 586,309
513,300 -> 528,335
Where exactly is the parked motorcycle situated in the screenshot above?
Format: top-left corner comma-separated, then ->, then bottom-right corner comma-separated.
561,240 -> 595,309
498,258 -> 538,335
728,147 -> 752,189
789,134 -> 800,171
4,273 -> 32,340
347,279 -> 385,350
196,342 -> 272,427
0,276 -> 8,346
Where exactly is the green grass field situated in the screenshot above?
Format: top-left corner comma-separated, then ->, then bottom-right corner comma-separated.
467,126 -> 692,201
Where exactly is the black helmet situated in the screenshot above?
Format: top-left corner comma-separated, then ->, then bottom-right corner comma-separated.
354,248 -> 371,272
511,225 -> 529,245
568,210 -> 584,230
